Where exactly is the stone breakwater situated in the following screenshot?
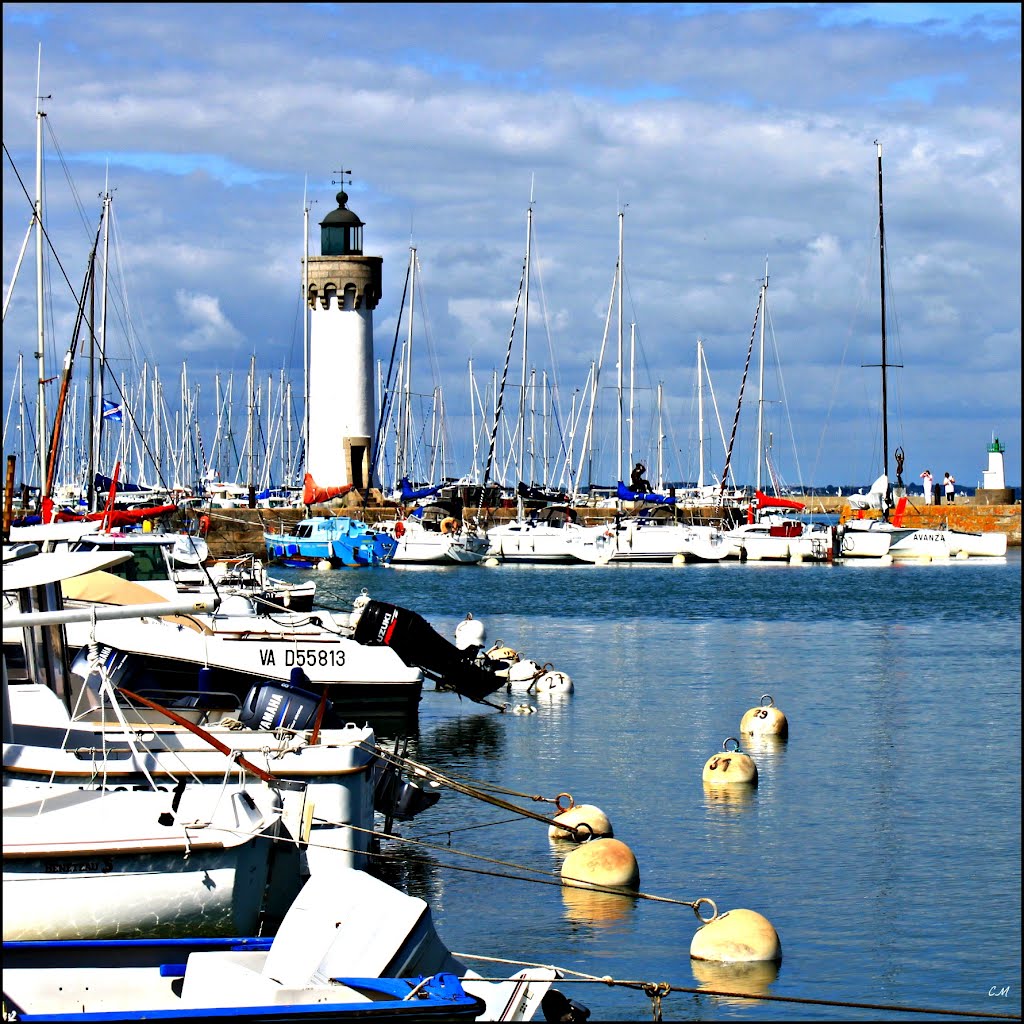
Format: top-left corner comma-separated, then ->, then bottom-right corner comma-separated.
204,497 -> 1021,560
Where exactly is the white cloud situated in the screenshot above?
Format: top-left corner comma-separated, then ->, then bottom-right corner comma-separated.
175,290 -> 245,353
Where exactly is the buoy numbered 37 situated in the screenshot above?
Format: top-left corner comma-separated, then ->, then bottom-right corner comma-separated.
702,737 -> 758,786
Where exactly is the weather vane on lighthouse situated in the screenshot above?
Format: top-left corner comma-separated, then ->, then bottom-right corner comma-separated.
332,167 -> 352,189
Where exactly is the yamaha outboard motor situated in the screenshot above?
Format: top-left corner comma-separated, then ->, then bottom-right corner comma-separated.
353,600 -> 505,703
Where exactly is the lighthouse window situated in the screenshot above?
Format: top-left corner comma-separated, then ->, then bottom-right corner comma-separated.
321,224 -> 363,257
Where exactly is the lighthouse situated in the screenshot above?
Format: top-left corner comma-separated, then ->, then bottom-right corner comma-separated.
304,188 -> 382,502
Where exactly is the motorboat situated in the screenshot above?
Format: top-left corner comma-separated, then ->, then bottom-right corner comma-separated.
2,545 -> 298,942
263,515 -> 397,568
3,867 -> 575,1022
381,501 -> 490,565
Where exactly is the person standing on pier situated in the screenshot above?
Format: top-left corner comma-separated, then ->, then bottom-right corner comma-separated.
920,469 -> 933,504
943,472 -> 956,504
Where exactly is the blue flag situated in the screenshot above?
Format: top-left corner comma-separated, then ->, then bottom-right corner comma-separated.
102,399 -> 123,423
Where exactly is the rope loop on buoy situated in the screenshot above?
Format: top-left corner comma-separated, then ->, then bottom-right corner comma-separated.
643,981 -> 671,1021
555,792 -> 575,812
722,736 -> 741,752
760,694 -> 775,707
574,821 -> 595,841
692,896 -> 719,923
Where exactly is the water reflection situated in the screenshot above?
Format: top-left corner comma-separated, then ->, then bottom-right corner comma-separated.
741,733 -> 787,761
690,957 -> 780,1006
702,782 -> 756,811
561,884 -> 638,926
415,713 -> 506,764
368,843 -> 439,904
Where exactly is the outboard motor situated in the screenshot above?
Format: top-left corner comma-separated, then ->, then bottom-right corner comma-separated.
237,668 -> 340,731
373,762 -> 441,821
352,600 -> 506,703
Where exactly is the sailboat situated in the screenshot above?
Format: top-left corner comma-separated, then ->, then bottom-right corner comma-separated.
840,143 -> 950,561
565,210 -> 706,565
483,192 -> 603,564
375,248 -> 489,565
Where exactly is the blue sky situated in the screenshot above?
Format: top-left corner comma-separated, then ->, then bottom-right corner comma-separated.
3,2 -> 1020,492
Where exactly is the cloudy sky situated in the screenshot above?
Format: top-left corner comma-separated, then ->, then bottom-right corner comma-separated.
3,2 -> 1020,494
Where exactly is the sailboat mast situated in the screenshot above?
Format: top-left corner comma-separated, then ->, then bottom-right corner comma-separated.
35,53 -> 48,496
755,262 -> 768,493
697,339 -> 705,490
656,382 -> 664,490
302,190 -> 310,484
628,321 -> 635,470
402,246 -> 416,482
247,354 -> 256,507
875,140 -> 890,483
90,188 -> 112,511
519,194 -> 533,491
616,208 -> 624,485
86,235 -> 96,510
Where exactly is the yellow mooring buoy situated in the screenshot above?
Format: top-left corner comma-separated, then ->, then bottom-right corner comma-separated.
690,908 -> 782,962
702,737 -> 758,786
739,694 -> 789,740
548,795 -> 614,841
560,837 -> 639,890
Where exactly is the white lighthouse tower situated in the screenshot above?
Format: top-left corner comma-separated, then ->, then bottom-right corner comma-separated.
303,188 -> 382,503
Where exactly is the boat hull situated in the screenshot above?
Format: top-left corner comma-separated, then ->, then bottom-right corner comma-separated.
3,789 -> 283,941
263,518 -> 397,568
54,615 -> 425,725
944,530 -> 1007,557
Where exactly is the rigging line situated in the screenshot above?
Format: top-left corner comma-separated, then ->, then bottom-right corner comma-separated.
412,816 -> 527,839
544,977 -> 1024,1020
364,742 -> 581,831
719,290 -> 761,495
372,837 -> 709,912
481,257 -> 527,498
369,256 -> 411,490
2,142 -> 97,317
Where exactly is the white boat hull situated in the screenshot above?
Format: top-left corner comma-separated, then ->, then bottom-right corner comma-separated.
838,528 -> 893,558
675,526 -> 732,563
487,523 -> 592,563
3,787 -> 283,940
944,530 -> 1007,557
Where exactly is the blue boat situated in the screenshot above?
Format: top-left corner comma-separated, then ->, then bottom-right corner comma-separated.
2,867 -> 571,1022
2,938 -> 485,1022
263,516 -> 398,568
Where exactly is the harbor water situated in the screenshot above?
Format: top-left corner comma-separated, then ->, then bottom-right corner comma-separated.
278,552 -> 1021,1021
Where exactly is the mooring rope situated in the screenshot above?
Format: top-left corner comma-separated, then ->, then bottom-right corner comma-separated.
207,818 -> 1020,1022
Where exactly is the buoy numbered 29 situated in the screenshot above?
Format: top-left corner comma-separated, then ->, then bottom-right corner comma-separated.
702,737 -> 758,786
740,694 -> 789,740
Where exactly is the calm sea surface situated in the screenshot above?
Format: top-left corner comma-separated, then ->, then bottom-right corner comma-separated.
277,552 -> 1021,1022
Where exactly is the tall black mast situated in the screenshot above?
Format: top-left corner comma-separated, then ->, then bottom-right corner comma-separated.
876,140 -> 889,487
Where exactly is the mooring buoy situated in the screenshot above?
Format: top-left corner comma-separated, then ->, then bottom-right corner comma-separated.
549,801 -> 613,841
740,694 -> 789,740
690,907 -> 781,962
561,837 -> 639,890
702,737 -> 758,786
